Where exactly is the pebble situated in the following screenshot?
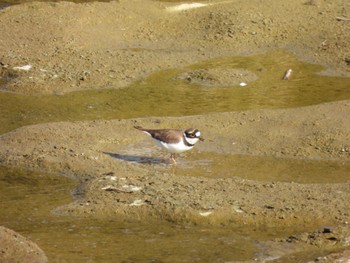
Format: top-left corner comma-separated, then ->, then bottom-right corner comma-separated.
13,64 -> 32,71
282,69 -> 293,80
101,185 -> 118,191
122,185 -> 142,192
322,227 -> 332,233
166,3 -> 208,12
199,211 -> 213,217
129,199 -> 144,206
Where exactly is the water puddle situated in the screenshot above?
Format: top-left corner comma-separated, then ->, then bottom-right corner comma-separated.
115,143 -> 350,184
177,152 -> 350,184
0,166 -> 75,232
0,165 -> 310,262
0,165 -> 345,262
1,51 -> 350,134
1,51 -> 350,261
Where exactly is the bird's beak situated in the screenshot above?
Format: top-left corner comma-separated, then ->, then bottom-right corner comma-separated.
199,137 -> 205,142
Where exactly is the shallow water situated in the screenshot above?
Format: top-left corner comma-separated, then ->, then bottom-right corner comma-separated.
1,51 -> 350,261
1,51 -> 350,134
0,166 -> 342,262
115,142 -> 350,184
0,165 -> 305,262
182,155 -> 350,184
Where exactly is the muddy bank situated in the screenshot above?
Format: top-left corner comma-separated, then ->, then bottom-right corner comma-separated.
0,101 -> 350,226
308,250 -> 350,263
1,100 -> 350,260
0,226 -> 47,263
0,0 -> 349,94
0,0 -> 350,261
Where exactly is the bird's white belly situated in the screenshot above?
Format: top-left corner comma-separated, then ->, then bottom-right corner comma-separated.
155,140 -> 192,153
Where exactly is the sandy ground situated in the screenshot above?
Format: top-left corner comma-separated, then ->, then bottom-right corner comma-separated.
0,226 -> 48,263
0,0 -> 350,261
1,101 -> 350,223
1,101 -> 350,261
0,0 -> 349,94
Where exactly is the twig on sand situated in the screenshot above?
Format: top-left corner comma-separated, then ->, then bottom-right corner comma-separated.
336,16 -> 350,21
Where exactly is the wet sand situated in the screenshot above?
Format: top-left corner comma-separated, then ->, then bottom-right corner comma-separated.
0,0 -> 350,261
1,101 -> 350,261
0,0 -> 349,95
0,226 -> 48,263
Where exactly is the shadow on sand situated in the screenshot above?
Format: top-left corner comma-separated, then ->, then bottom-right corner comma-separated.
103,152 -> 167,165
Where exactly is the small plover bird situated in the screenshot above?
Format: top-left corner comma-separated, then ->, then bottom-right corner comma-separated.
134,126 -> 204,164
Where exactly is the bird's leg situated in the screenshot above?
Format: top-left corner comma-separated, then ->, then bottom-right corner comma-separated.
170,153 -> 177,164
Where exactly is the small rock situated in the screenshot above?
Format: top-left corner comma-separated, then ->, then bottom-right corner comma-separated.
199,211 -> 213,217
13,64 -> 32,71
122,185 -> 142,192
101,185 -> 118,191
345,57 -> 350,65
129,199 -> 144,206
282,69 -> 293,80
323,227 -> 332,233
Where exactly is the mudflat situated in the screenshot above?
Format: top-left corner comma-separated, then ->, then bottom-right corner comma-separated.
0,0 -> 350,262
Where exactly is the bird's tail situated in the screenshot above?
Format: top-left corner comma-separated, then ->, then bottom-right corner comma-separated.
134,126 -> 153,137
134,126 -> 145,131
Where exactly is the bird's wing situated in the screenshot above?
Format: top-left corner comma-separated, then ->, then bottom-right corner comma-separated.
135,127 -> 182,144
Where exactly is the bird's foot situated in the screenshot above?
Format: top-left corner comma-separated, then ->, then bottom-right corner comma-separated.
170,154 -> 177,165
